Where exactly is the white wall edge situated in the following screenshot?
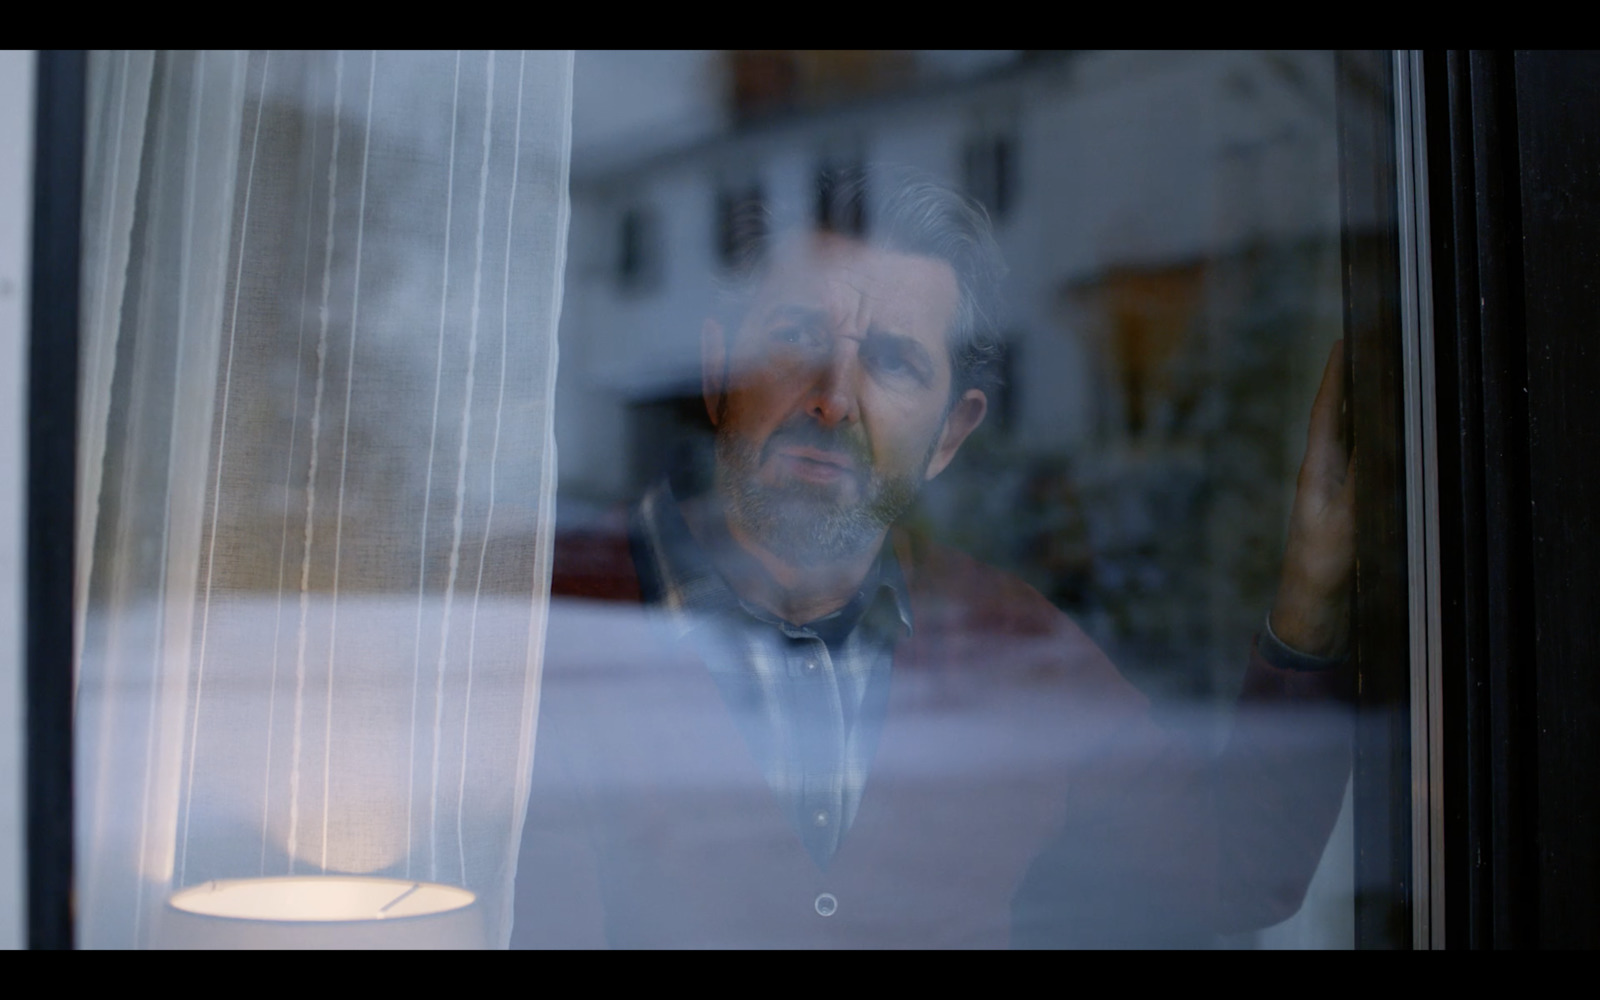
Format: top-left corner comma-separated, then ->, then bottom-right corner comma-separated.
0,48 -> 38,951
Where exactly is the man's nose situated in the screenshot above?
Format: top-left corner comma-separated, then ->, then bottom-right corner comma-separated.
805,346 -> 860,427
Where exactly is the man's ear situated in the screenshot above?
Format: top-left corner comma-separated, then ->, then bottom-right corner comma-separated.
924,389 -> 988,482
701,317 -> 728,427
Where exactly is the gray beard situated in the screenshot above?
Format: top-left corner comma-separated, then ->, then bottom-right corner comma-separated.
713,427 -> 924,568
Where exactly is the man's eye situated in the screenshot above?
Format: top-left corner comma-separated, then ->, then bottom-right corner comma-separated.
873,348 -> 907,371
863,340 -> 918,381
771,325 -> 822,350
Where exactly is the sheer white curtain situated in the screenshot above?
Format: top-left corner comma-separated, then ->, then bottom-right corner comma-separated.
74,50 -> 572,948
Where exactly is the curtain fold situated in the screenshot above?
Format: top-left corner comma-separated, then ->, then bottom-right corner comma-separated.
75,49 -> 573,949
75,50 -> 154,686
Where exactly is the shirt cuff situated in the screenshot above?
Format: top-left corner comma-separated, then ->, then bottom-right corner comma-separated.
1258,613 -> 1348,672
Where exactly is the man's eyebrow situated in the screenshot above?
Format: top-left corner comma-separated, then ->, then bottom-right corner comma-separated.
764,304 -> 828,327
760,305 -> 936,378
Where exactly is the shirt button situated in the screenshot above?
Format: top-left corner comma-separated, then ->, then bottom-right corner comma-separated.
814,892 -> 838,917
813,809 -> 830,827
804,659 -> 818,673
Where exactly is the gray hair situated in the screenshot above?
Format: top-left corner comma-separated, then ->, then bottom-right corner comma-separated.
716,165 -> 1008,403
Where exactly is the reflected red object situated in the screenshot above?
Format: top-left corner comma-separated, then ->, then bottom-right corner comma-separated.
550,520 -> 641,604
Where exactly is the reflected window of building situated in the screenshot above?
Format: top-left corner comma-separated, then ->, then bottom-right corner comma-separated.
963,130 -> 1014,223
616,204 -> 662,293
814,160 -> 867,236
716,181 -> 766,273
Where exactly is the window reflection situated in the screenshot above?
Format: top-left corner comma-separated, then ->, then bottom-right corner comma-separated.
520,51 -> 1360,948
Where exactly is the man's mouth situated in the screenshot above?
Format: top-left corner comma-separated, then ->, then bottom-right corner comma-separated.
779,444 -> 855,470
756,421 -> 872,489
772,444 -> 858,484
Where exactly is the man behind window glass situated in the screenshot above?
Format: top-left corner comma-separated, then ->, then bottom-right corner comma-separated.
512,169 -> 1354,949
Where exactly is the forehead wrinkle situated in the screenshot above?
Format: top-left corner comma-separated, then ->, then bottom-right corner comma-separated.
837,263 -> 875,335
838,269 -> 924,346
766,303 -> 828,328
760,231 -> 959,372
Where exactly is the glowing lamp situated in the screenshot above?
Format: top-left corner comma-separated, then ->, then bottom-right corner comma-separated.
158,876 -> 483,949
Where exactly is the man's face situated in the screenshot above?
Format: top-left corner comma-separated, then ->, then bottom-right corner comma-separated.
702,232 -> 987,567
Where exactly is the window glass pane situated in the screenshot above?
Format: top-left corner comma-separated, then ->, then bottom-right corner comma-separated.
522,50 -> 1407,949
69,49 -> 1415,949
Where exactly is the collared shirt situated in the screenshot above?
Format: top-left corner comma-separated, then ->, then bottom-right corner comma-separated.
630,477 -> 913,868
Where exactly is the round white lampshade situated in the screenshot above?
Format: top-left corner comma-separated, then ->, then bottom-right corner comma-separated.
157,876 -> 484,949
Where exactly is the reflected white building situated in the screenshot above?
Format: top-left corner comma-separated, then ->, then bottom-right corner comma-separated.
554,51 -> 1345,691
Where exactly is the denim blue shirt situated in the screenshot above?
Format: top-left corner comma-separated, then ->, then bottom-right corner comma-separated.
630,478 -> 912,869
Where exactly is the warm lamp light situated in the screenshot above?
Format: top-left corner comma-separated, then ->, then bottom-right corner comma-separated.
158,876 -> 484,949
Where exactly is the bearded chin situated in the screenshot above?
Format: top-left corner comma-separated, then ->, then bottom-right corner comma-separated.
714,429 -> 922,568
